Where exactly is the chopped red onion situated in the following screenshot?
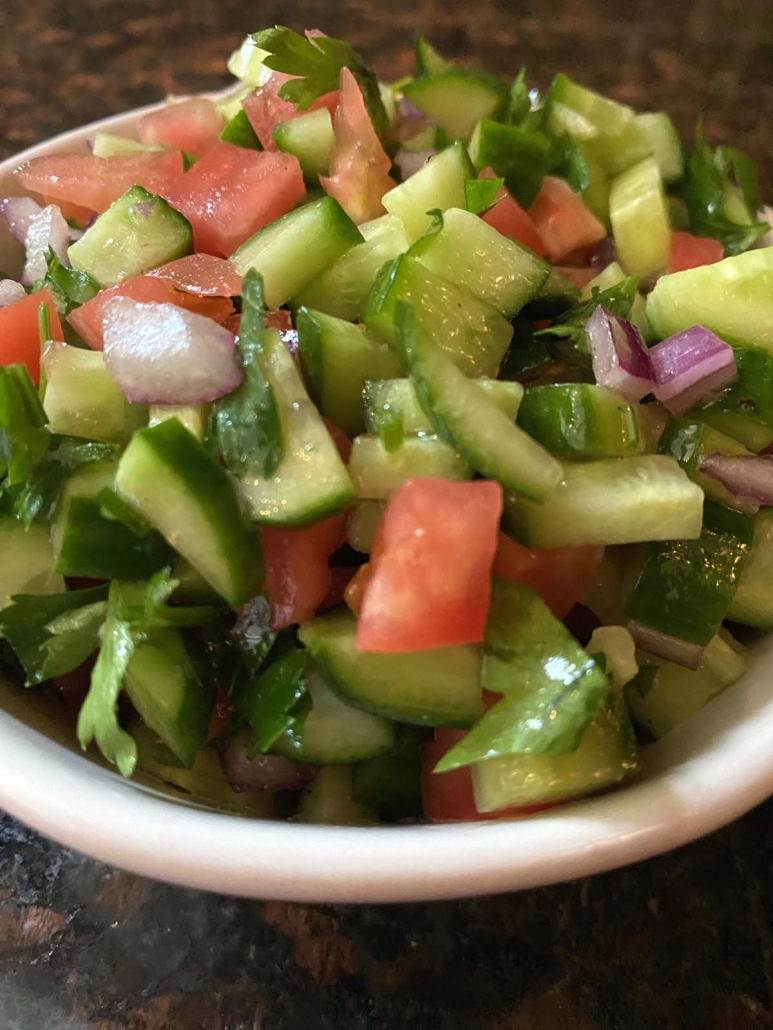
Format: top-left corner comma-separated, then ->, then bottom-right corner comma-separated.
699,453 -> 773,511
649,326 -> 736,415
0,279 -> 26,308
22,204 -> 71,284
587,306 -> 654,401
102,297 -> 243,404
395,148 -> 435,180
588,238 -> 617,270
0,196 -> 44,244
627,620 -> 703,670
220,729 -> 313,793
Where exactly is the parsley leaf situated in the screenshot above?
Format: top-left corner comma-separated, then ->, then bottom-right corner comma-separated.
464,176 -> 504,216
12,437 -> 117,528
536,276 -> 639,351
0,364 -> 49,485
251,26 -> 388,137
32,249 -> 99,317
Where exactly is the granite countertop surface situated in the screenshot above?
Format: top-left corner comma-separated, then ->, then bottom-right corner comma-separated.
2,0 -> 773,1026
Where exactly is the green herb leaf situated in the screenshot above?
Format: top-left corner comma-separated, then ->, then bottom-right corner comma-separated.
0,364 -> 49,485
12,437 -> 116,529
237,647 -> 309,754
505,67 -> 531,125
464,176 -> 504,216
471,118 -> 555,207
220,108 -> 263,151
535,275 -> 639,351
32,249 -> 99,317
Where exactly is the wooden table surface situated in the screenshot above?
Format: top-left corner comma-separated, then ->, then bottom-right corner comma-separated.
2,0 -> 773,1026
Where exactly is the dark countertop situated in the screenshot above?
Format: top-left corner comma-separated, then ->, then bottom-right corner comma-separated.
2,0 -> 773,1026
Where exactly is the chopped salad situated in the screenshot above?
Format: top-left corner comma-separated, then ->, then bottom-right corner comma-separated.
0,27 -> 770,824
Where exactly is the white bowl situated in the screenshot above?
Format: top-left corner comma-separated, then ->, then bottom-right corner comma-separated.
1,100 -> 773,904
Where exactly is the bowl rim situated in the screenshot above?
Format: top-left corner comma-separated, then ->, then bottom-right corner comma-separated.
1,99 -> 772,904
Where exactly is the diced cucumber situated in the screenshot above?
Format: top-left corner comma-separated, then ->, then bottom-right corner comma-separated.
382,141 -> 473,242
609,156 -> 670,282
402,70 -> 507,141
395,306 -> 562,502
115,418 -> 263,608
646,247 -> 773,349
468,119 -> 554,207
219,109 -> 261,150
293,213 -> 409,321
235,329 -> 355,525
271,669 -> 396,765
581,543 -> 647,624
364,255 -> 513,378
503,455 -> 704,547
697,409 -> 773,453
524,265 -> 580,319
125,629 -> 214,767
471,694 -> 637,811
230,196 -> 364,309
296,307 -> 401,436
580,260 -> 652,341
364,377 -> 523,436
547,73 -> 635,140
0,518 -> 63,614
216,85 -> 253,123
408,207 -> 549,316
273,108 -> 335,178
148,404 -> 209,442
91,134 -> 164,158
347,500 -> 385,552
68,186 -> 193,289
414,36 -> 453,77
171,557 -> 222,605
227,36 -> 271,88
577,142 -> 611,227
352,725 -> 426,820
41,341 -> 147,445
658,416 -> 754,511
299,608 -> 484,727
51,461 -> 116,559
348,435 -> 471,499
517,384 -> 640,460
401,125 -> 449,153
602,112 -> 684,183
296,766 -> 377,825
727,511 -> 773,627
625,630 -> 747,738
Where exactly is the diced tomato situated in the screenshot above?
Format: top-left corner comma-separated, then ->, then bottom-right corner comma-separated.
344,561 -> 373,616
553,265 -> 597,289
668,231 -> 725,274
243,72 -> 339,151
0,289 -> 64,383
163,142 -> 305,256
147,253 -> 243,296
320,67 -> 395,225
480,168 -> 547,257
15,149 -> 185,214
207,687 -> 235,742
261,513 -> 348,631
357,478 -> 502,653
68,275 -> 234,350
492,532 -> 605,619
528,176 -> 606,262
137,97 -> 224,158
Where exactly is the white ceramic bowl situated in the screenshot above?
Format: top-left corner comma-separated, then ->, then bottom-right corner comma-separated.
1,100 -> 773,904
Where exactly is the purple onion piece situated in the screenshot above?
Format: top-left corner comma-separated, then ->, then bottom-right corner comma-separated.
394,148 -> 436,180
220,729 -> 313,793
0,196 -> 44,244
101,297 -> 243,404
627,620 -> 704,670
698,453 -> 773,511
22,205 -> 71,285
648,326 -> 737,415
587,237 -> 617,270
587,306 -> 654,402
0,279 -> 26,309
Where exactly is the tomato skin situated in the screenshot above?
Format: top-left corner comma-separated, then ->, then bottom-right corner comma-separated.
528,176 -> 606,261
138,98 -> 224,157
480,168 -> 547,257
0,289 -> 63,383
163,143 -> 305,257
668,231 -> 725,273
243,72 -> 339,151
261,513 -> 348,631
492,533 -> 605,619
357,477 -> 503,653
147,253 -> 243,296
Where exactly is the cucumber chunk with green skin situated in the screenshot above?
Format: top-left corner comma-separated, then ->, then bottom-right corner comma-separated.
402,70 -> 508,141
271,668 -> 396,765
365,255 -> 513,378
727,511 -> 773,627
125,629 -> 214,768
230,196 -> 364,310
273,108 -> 335,178
599,112 -> 684,183
42,341 -> 147,445
524,266 -> 580,319
348,435 -> 471,499
296,766 -> 377,825
518,384 -> 640,460
0,517 -> 63,613
609,156 -> 671,282
468,119 -> 555,207
626,502 -> 753,648
625,630 -> 747,739
470,692 -> 637,812
364,377 -> 523,436
91,134 -> 164,158
149,405 -> 209,442
382,141 -> 473,242
658,416 -> 754,510
435,580 -> 611,770
233,328 -> 355,525
697,409 -> 773,453
293,213 -> 409,322
296,307 -> 402,437
299,608 -> 484,728
408,208 -> 550,317
395,304 -> 562,502
414,35 -> 454,77
503,455 -> 704,548
576,142 -> 611,227
219,108 -> 262,150
115,419 -> 263,608
347,499 -> 385,552
648,248 -> 773,352
353,725 -> 427,821
546,73 -> 635,140
68,186 -> 193,289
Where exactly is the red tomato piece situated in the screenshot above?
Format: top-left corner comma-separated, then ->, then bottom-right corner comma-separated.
320,67 -> 395,225
492,532 -> 605,620
15,149 -> 185,214
0,289 -> 63,383
68,275 -> 234,350
137,98 -> 224,158
163,142 -> 305,256
668,231 -> 725,274
479,168 -> 547,257
261,513 -> 348,631
356,478 -> 503,653
147,253 -> 243,296
243,72 -> 339,151
553,265 -> 597,289
528,176 -> 606,262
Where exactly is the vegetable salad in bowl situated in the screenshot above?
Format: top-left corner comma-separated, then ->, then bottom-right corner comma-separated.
0,26 -> 771,828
